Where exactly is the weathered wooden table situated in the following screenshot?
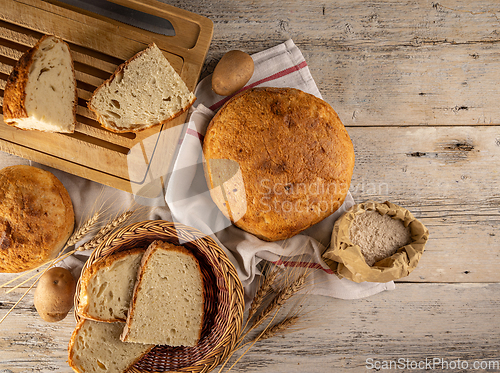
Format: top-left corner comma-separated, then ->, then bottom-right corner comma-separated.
1,0 -> 500,372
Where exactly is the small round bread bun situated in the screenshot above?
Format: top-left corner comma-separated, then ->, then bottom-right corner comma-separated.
0,165 -> 74,273
203,87 -> 355,241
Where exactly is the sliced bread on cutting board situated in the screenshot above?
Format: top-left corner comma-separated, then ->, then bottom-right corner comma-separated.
121,240 -> 204,347
88,43 -> 196,133
77,248 -> 146,322
3,35 -> 77,133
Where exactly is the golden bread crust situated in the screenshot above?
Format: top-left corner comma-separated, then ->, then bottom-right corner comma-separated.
0,165 -> 74,272
2,35 -> 77,132
121,240 -> 205,344
67,319 -> 154,373
2,41 -> 35,123
77,247 -> 146,322
87,43 -> 196,133
203,87 -> 355,241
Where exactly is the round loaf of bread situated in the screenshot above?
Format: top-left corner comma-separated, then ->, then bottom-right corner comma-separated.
0,165 -> 74,272
203,87 -> 355,241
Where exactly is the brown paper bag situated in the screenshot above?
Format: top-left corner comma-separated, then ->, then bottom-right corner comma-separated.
322,201 -> 429,283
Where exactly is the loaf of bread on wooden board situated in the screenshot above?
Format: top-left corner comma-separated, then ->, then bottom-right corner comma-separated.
2,35 -> 77,133
121,240 -> 204,347
88,43 -> 196,133
0,165 -> 74,273
77,248 -> 146,322
68,319 -> 154,373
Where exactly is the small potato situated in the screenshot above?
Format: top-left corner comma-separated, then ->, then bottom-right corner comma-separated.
34,267 -> 76,322
212,50 -> 254,96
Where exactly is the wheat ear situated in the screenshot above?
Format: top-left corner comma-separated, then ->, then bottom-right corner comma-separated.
259,315 -> 300,341
252,272 -> 307,329
219,271 -> 308,373
247,267 -> 279,321
66,211 -> 102,247
79,209 -> 135,251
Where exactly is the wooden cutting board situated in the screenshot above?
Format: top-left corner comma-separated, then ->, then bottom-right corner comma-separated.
0,0 -> 213,196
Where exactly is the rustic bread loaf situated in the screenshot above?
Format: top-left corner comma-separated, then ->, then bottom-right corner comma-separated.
0,165 -> 74,273
77,248 -> 145,322
88,43 -> 196,133
68,319 -> 154,373
121,240 -> 204,347
203,87 -> 355,242
349,210 -> 412,266
3,35 -> 77,133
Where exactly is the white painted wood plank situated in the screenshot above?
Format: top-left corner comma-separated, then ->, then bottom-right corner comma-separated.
168,0 -> 500,126
1,283 -> 499,372
0,125 -> 498,284
347,125 -> 500,282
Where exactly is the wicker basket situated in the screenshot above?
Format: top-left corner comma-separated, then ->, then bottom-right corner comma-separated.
74,220 -> 244,373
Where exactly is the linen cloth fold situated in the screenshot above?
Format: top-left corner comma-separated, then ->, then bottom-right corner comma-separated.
0,39 -> 394,302
165,39 -> 395,302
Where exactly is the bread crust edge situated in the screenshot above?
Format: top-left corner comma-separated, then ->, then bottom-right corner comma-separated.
76,247 -> 146,323
67,319 -> 154,373
87,43 -> 196,134
2,35 -> 77,133
120,240 -> 205,346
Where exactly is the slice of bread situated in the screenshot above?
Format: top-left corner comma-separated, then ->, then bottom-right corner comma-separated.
3,35 -> 77,133
88,43 -> 196,133
121,240 -> 204,347
68,319 -> 154,373
77,248 -> 145,322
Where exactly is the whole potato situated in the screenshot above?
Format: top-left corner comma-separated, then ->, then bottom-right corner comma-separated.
34,267 -> 76,322
212,50 -> 254,96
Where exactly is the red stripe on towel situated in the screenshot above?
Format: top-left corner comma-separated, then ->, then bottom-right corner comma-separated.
272,258 -> 335,274
209,60 -> 309,111
185,127 -> 204,141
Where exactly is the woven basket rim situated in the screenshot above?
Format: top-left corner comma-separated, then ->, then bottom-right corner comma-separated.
73,219 -> 244,373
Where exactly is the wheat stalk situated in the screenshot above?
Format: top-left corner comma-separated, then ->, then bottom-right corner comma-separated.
79,209 -> 135,251
0,263 -> 50,290
259,315 -> 300,341
0,248 -> 74,324
0,206 -> 137,326
218,266 -> 311,373
247,266 -> 279,321
66,211 -> 102,247
251,272 -> 307,330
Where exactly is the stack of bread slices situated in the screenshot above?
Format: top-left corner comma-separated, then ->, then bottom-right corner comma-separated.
68,240 -> 205,373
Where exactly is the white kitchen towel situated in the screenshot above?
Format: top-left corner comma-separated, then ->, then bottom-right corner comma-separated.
0,39 -> 394,302
166,39 -> 395,301
0,151 -> 174,280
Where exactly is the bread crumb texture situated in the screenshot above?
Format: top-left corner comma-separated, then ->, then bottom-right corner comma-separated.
121,240 -> 204,347
88,43 -> 195,132
3,35 -> 76,133
78,248 -> 145,322
68,319 -> 153,373
349,210 -> 411,266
